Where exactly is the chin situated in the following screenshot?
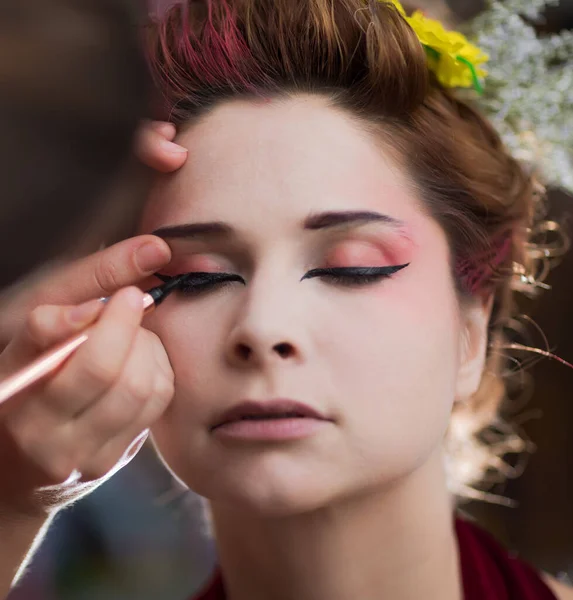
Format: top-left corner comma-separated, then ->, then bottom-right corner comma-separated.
209,481 -> 338,518
186,453 -> 344,518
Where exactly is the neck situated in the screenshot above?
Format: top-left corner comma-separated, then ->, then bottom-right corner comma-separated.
210,452 -> 462,600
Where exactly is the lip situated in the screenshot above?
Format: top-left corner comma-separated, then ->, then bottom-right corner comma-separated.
211,399 -> 332,441
212,399 -> 329,429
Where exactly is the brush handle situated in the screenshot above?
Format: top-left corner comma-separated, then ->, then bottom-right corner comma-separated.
0,293 -> 156,407
0,333 -> 90,405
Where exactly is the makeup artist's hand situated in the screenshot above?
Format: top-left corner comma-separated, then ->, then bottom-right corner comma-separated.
136,120 -> 188,173
0,286 -> 174,516
0,234 -> 174,514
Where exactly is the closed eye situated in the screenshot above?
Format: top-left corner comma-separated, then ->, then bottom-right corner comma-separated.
301,264 -> 409,286
155,272 -> 246,296
155,264 -> 408,295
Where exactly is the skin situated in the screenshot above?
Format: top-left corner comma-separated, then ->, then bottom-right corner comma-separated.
140,95 -> 492,600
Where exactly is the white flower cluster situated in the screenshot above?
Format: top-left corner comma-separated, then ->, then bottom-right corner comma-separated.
467,0 -> 573,193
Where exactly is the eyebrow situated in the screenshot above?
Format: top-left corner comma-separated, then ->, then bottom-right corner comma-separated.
152,221 -> 233,239
303,210 -> 403,230
152,211 -> 403,240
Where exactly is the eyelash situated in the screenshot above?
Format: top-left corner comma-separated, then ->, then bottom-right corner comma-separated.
155,272 -> 246,296
156,264 -> 409,295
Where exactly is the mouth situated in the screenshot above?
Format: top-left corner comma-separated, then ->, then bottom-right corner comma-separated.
211,399 -> 332,441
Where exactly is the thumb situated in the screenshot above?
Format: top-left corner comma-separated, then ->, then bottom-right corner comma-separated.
0,236 -> 170,347
48,235 -> 171,300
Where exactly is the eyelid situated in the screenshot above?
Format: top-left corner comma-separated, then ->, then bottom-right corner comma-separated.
160,252 -> 240,278
168,239 -> 252,265
322,239 -> 395,269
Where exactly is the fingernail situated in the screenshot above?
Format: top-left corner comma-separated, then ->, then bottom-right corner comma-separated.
159,139 -> 187,154
136,242 -> 171,273
123,287 -> 145,311
69,300 -> 102,325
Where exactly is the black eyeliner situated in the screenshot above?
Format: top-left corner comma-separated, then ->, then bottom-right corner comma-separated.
154,263 -> 408,293
301,264 -> 409,281
155,272 -> 246,293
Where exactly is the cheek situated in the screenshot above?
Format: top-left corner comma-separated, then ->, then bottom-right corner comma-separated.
145,303 -> 224,479
313,287 -> 461,481
144,302 -> 224,402
313,266 -> 461,437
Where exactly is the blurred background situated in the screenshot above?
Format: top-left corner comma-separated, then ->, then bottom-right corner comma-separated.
5,0 -> 573,598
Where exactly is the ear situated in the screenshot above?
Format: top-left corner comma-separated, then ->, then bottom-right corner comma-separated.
455,294 -> 494,404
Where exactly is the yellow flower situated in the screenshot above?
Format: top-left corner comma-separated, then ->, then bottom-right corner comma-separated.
385,0 -> 489,91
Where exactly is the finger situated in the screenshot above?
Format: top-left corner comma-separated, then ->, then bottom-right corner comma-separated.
135,123 -> 187,173
80,364 -> 173,481
0,236 -> 171,340
78,380 -> 173,482
72,329 -> 172,445
0,300 -> 104,374
70,328 -> 154,443
40,236 -> 171,302
64,332 -> 173,480
43,287 -> 145,419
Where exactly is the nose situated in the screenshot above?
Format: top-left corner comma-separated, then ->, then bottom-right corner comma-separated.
224,277 -> 305,368
232,340 -> 297,363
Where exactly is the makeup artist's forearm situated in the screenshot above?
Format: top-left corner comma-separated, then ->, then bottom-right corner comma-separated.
0,510 -> 54,598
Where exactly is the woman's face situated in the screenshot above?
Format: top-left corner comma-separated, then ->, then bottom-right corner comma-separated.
141,95 -> 487,515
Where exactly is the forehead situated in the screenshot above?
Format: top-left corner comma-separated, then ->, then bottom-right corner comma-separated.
141,95 -> 422,234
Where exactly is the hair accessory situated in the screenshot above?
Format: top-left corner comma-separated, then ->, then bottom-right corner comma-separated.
386,0 -> 489,92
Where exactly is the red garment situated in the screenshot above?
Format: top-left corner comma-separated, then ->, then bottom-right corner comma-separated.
192,517 -> 557,599
456,518 -> 556,599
